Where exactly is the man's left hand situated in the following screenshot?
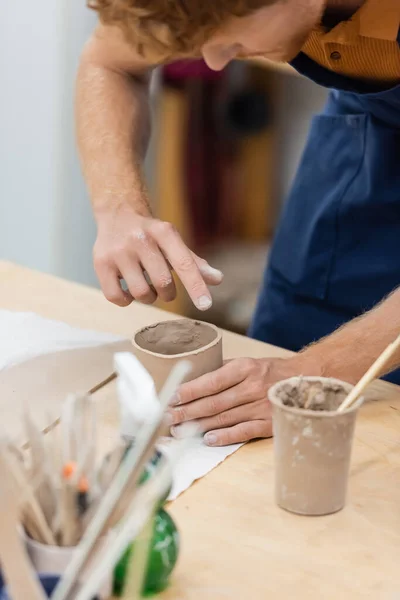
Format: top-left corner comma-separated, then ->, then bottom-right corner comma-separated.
168,355 -> 319,446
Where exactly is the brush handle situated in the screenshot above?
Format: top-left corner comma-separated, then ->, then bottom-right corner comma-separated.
338,334 -> 400,412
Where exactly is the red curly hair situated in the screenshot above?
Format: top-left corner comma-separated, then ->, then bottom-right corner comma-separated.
88,0 -> 270,59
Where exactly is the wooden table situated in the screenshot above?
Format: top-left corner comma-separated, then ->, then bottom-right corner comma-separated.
1,261 -> 399,599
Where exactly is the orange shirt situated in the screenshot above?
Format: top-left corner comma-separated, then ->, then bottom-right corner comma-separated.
301,0 -> 400,83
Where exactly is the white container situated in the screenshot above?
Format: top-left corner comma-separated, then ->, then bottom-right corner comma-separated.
23,531 -> 113,599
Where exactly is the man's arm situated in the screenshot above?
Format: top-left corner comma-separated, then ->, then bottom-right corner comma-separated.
77,25 -> 153,220
169,287 -> 400,446
301,286 -> 400,383
77,25 -> 223,307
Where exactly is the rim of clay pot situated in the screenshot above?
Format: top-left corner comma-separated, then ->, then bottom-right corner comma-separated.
268,376 -> 364,418
132,319 -> 222,360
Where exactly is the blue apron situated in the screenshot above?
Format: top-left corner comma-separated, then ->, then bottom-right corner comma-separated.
249,38 -> 400,384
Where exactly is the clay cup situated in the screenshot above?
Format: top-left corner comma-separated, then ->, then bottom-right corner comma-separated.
132,319 -> 223,392
268,376 -> 364,516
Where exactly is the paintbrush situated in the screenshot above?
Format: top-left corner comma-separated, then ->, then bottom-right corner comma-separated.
51,359 -> 192,600
0,453 -> 47,600
121,515 -> 154,600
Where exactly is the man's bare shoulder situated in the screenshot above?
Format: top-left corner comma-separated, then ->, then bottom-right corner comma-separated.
82,24 -> 163,75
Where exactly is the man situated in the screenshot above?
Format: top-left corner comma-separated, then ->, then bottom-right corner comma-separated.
78,0 -> 400,446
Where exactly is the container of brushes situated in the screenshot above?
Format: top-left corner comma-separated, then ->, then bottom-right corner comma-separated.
269,376 -> 364,516
22,531 -> 113,599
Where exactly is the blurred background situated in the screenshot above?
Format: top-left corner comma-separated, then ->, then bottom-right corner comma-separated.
0,2 -> 327,335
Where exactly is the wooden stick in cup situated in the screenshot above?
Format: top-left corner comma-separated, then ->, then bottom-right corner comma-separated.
338,333 -> 400,413
0,454 -> 47,600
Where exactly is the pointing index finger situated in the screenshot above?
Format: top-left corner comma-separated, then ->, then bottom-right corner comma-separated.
154,226 -> 212,311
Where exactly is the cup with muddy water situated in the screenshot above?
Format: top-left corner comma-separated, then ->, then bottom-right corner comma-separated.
268,376 -> 364,516
132,319 -> 223,393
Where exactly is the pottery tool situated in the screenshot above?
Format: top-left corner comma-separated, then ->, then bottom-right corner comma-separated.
338,333 -> 400,413
51,359 -> 191,600
96,443 -> 127,493
121,516 -> 155,600
20,372 -> 117,453
23,407 -> 57,530
0,453 -> 47,600
121,421 -> 199,600
0,440 -> 56,545
74,428 -> 198,600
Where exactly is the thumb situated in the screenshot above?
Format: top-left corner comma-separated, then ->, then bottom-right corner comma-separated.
192,253 -> 224,286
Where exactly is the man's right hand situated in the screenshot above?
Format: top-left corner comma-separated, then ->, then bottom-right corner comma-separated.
77,27 -> 223,311
93,203 -> 223,309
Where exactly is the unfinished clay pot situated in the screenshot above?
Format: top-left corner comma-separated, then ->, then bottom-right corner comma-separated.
268,376 -> 364,516
132,319 -> 223,392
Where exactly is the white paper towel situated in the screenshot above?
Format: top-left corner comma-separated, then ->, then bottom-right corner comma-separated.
159,437 -> 242,500
0,310 -> 243,500
0,310 -> 123,371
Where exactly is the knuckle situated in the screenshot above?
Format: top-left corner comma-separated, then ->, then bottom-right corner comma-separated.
240,423 -> 256,441
151,220 -> 175,237
113,246 -> 128,262
174,406 -> 186,422
208,371 -> 221,393
133,286 -> 151,301
235,359 -> 249,378
177,254 -> 195,272
135,291 -> 156,305
157,273 -> 173,289
239,358 -> 256,377
250,379 -> 266,398
93,251 -> 110,271
217,410 -> 230,428
179,385 -> 193,404
104,290 -> 123,304
190,280 -> 207,296
208,395 -> 221,415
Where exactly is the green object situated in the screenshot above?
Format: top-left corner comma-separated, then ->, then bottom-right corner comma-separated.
113,508 -> 180,596
124,446 -> 171,505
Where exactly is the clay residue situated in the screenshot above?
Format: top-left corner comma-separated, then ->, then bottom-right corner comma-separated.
276,379 -> 348,411
135,319 -> 217,356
